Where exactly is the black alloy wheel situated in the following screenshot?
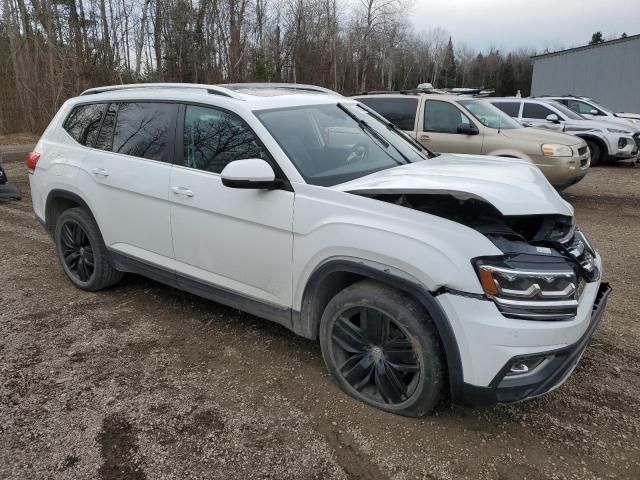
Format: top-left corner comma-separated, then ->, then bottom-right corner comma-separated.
60,220 -> 96,282
320,280 -> 444,416
54,207 -> 123,291
331,306 -> 420,405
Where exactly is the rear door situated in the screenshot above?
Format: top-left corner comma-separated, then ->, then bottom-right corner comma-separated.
168,103 -> 294,309
77,101 -> 178,264
419,99 -> 484,154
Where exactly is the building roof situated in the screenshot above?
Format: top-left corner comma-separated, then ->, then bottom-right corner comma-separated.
532,33 -> 640,60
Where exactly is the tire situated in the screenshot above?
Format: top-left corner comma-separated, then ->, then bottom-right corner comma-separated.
586,140 -> 602,166
319,279 -> 444,417
54,207 -> 123,291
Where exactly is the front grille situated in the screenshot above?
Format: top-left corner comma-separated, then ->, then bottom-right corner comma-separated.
634,133 -> 640,148
578,146 -> 588,156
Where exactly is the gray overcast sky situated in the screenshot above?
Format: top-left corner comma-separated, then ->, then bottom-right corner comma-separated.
409,0 -> 640,52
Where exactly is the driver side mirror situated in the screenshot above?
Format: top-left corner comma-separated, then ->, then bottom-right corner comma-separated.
589,109 -> 599,116
457,123 -> 479,135
545,113 -> 560,123
221,159 -> 282,190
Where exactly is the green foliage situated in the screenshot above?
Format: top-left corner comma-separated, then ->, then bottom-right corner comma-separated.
589,32 -> 604,45
440,37 -> 457,88
253,52 -> 272,82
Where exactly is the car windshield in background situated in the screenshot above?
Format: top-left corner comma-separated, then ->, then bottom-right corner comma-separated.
547,101 -> 584,120
457,100 -> 521,130
255,103 -> 428,186
587,99 -> 613,114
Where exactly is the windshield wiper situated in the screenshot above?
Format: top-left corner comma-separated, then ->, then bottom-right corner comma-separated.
337,102 -> 390,148
355,103 -> 437,158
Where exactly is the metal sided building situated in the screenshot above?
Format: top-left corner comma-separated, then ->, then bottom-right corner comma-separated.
531,34 -> 640,113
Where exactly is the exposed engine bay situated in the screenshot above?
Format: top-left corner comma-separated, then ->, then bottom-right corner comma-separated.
362,193 -> 599,282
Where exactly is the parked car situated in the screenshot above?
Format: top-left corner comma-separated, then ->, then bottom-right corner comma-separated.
353,93 -> 590,189
28,83 -> 611,416
490,98 -> 639,165
541,95 -> 640,129
0,162 -> 21,200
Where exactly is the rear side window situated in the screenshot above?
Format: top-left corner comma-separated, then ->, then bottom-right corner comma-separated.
63,103 -> 107,147
423,100 -> 471,133
492,102 -> 520,118
522,103 -> 555,119
111,103 -> 177,163
182,105 -> 270,174
356,98 -> 418,130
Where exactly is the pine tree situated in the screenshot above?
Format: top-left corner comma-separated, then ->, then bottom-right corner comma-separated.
441,37 -> 457,88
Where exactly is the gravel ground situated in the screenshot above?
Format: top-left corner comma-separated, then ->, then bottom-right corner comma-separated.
1,146 -> 639,480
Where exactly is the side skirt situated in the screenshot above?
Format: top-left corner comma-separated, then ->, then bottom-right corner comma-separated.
108,249 -> 295,332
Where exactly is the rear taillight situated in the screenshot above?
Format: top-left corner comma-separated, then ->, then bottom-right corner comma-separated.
26,151 -> 40,174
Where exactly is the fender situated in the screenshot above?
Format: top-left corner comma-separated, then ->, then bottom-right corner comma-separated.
295,258 -> 465,404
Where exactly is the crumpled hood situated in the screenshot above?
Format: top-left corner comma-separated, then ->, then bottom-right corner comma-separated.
332,154 -> 574,217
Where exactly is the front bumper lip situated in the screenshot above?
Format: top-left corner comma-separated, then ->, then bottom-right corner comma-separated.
460,282 -> 612,408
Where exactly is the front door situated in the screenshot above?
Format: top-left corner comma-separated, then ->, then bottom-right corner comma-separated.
169,104 -> 295,309
419,99 -> 484,154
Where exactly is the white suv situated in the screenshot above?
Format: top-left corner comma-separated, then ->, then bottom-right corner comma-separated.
28,83 -> 611,416
490,98 -> 639,165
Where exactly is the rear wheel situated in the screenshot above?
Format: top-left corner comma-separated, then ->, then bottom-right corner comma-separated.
319,280 -> 444,416
54,207 -> 123,291
586,140 -> 602,166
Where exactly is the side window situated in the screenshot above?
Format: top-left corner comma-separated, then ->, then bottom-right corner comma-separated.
568,100 -> 600,115
423,100 -> 471,133
111,102 -> 177,162
63,103 -> 107,147
491,102 -> 520,118
357,98 -> 418,130
95,103 -> 117,151
182,105 -> 270,174
522,103 -> 555,119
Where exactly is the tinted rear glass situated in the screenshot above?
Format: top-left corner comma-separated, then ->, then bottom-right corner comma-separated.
111,102 -> 177,162
95,103 -> 117,150
63,103 -> 107,147
491,101 -> 520,118
356,98 -> 418,130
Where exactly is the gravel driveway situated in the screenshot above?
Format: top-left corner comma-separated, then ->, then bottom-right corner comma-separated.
1,147 -> 639,480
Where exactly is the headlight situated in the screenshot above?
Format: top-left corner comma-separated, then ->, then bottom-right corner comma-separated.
475,258 -> 580,320
607,128 -> 632,134
541,144 -> 573,157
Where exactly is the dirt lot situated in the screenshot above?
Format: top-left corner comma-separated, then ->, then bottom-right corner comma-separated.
1,146 -> 639,480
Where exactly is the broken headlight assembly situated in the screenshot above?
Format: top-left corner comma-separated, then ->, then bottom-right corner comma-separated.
474,259 -> 581,321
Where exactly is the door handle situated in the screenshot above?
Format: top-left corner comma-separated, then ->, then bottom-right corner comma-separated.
171,186 -> 194,198
92,167 -> 109,177
419,134 -> 431,142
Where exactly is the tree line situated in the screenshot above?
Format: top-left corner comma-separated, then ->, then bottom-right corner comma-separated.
0,0 -> 535,134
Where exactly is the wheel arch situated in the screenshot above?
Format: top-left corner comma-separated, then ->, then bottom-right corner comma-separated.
295,259 -> 465,403
44,189 -> 98,236
576,134 -> 607,155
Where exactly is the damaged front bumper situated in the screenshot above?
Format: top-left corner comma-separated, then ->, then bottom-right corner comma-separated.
456,282 -> 611,408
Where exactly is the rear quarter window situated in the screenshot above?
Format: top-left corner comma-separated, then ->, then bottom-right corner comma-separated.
63,103 -> 107,147
356,97 -> 418,130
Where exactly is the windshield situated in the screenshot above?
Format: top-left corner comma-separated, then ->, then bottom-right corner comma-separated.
457,100 -> 522,130
546,101 -> 584,120
255,102 -> 429,186
586,99 -> 613,114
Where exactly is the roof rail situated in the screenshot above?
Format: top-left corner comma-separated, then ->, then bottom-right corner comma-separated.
221,82 -> 341,96
80,83 -> 242,99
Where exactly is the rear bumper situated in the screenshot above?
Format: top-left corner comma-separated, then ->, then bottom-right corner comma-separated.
0,183 -> 21,200
460,282 -> 612,408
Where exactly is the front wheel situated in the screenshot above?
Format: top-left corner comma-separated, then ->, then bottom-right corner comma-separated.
586,140 -> 602,166
319,280 -> 444,416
